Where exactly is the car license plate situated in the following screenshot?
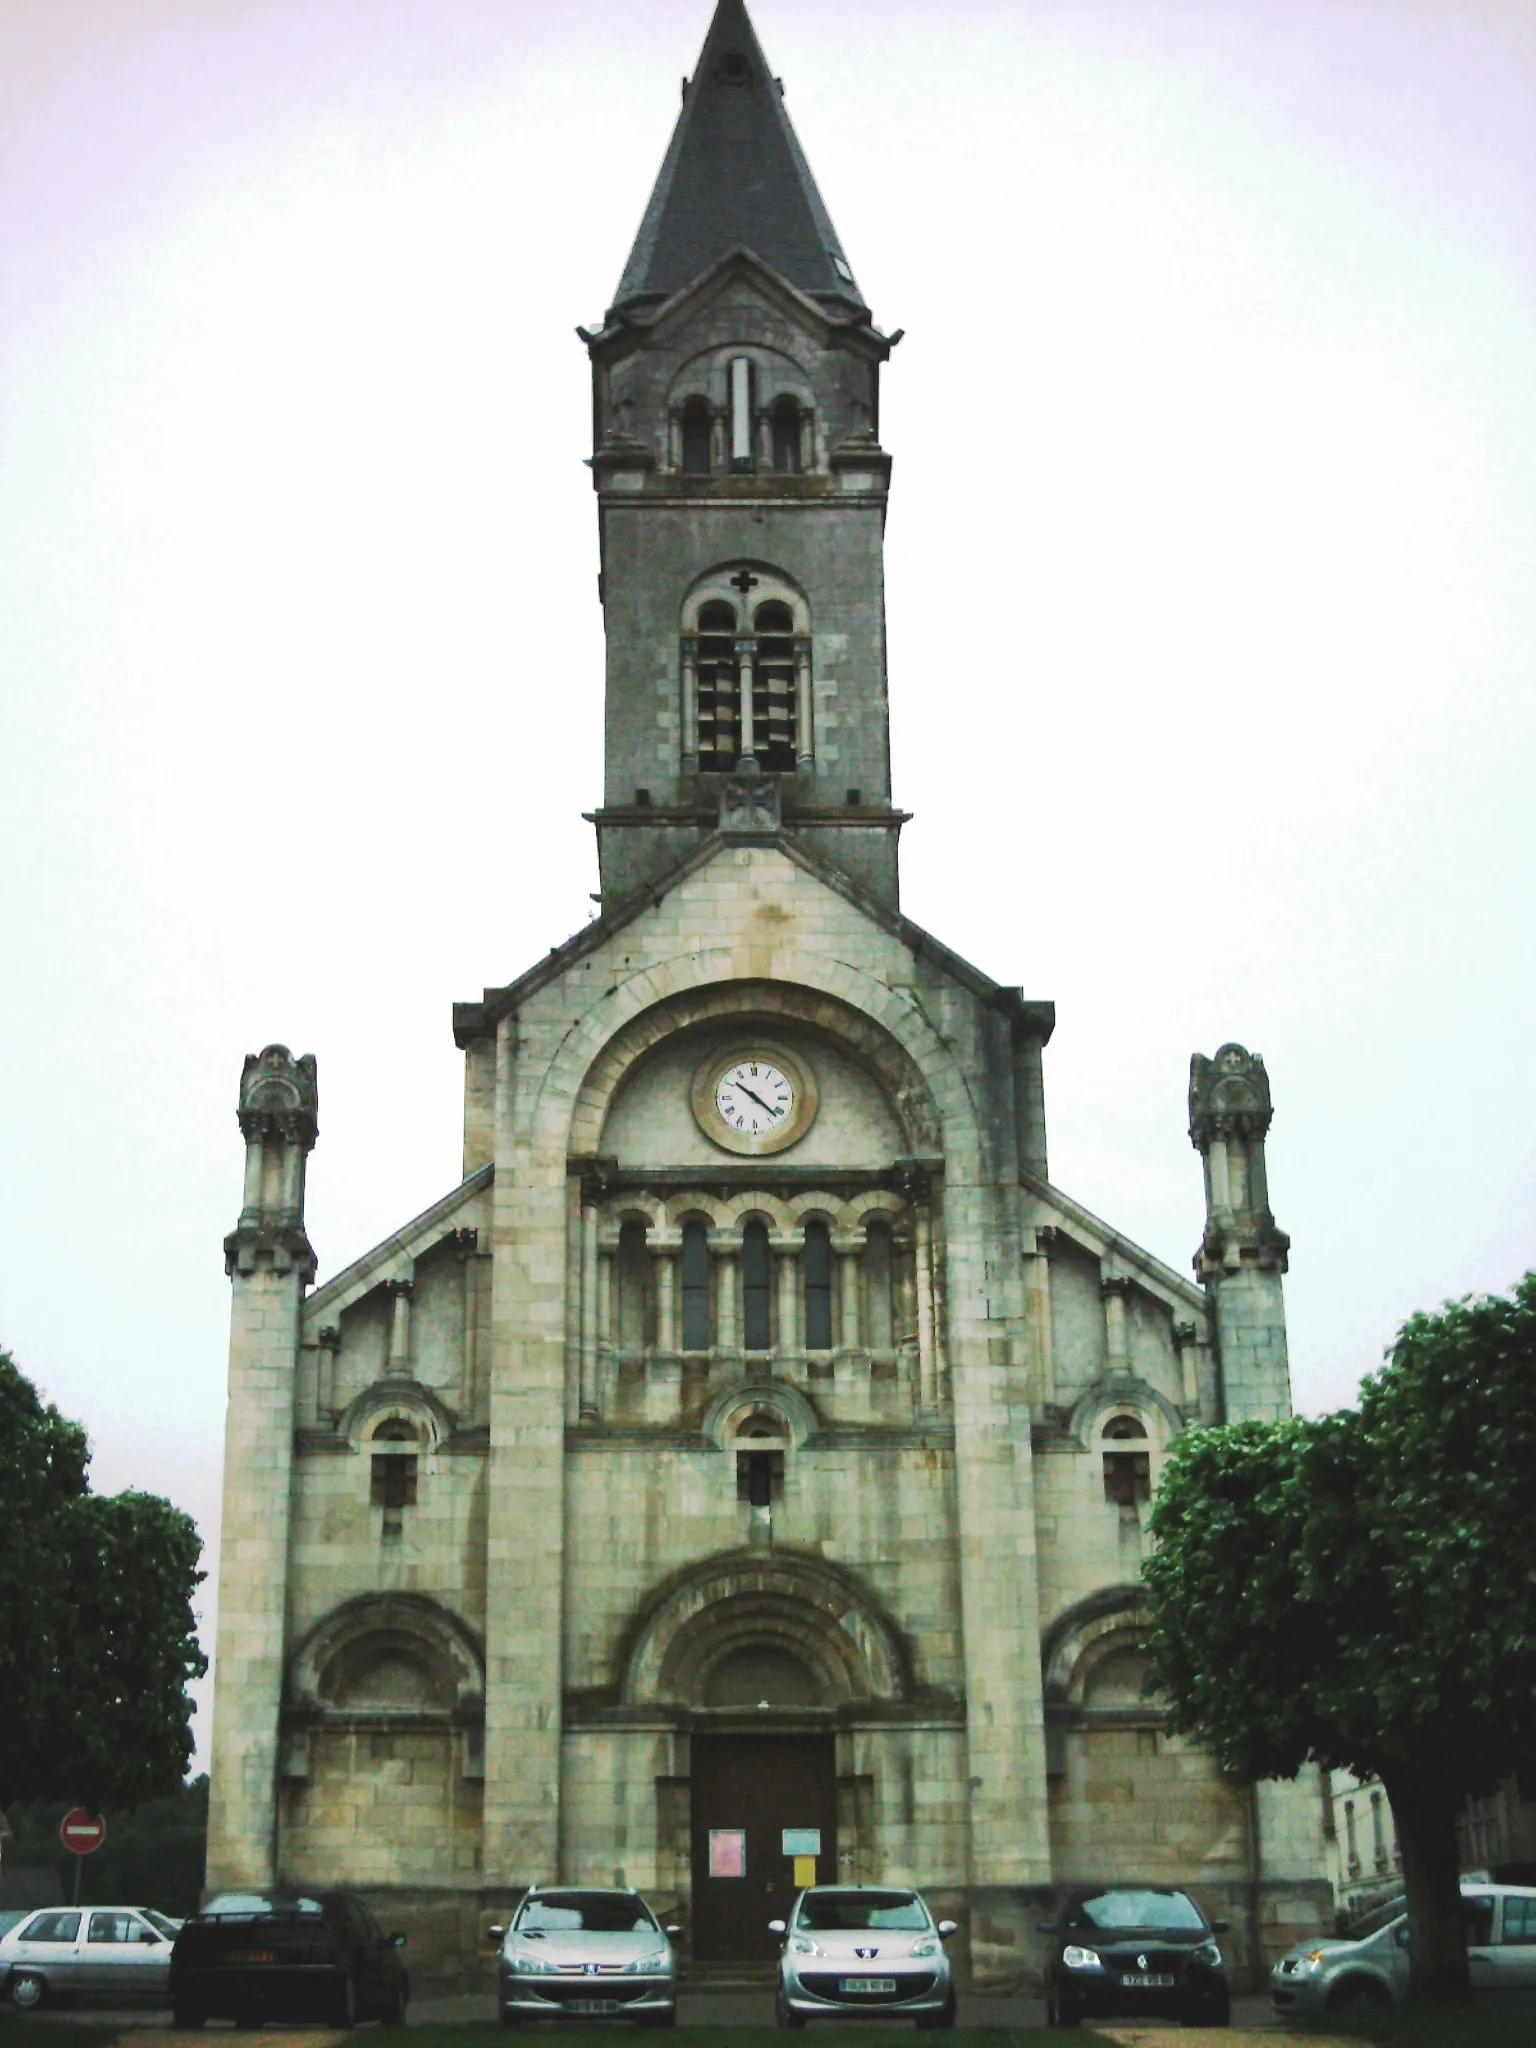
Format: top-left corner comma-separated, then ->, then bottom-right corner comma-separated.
566,1999 -> 618,2013
1120,1972 -> 1174,1987
840,1977 -> 897,1993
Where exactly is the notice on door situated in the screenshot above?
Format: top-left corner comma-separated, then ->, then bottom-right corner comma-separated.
709,1829 -> 746,1878
782,1829 -> 821,1857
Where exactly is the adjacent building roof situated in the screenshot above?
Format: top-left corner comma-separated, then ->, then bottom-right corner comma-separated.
610,0 -> 866,320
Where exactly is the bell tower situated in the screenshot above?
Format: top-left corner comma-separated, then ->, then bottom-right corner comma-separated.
581,0 -> 906,909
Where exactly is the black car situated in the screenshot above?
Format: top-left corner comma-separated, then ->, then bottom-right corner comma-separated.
1039,1886 -> 1229,2028
169,1890 -> 408,2027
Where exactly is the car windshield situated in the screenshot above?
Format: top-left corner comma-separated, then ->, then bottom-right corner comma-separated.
517,1892 -> 656,1935
797,1891 -> 930,1932
144,1911 -> 181,1937
200,1894 -> 324,1919
1070,1890 -> 1207,1933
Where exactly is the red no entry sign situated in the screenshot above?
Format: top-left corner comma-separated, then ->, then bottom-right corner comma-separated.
59,1809 -> 106,1856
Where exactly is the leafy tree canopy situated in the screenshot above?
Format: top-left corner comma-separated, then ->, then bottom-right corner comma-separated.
0,1351 -> 206,1811
1143,1275 -> 1536,1999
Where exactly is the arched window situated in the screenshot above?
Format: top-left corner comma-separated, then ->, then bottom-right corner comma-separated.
617,1220 -> 649,1358
771,397 -> 803,473
863,1220 -> 894,1352
370,1418 -> 419,1536
732,1405 -> 787,1508
695,600 -> 739,769
803,1221 -> 833,1352
680,1218 -> 711,1352
750,600 -> 796,770
1102,1414 -> 1151,1506
742,1219 -> 772,1350
681,395 -> 712,474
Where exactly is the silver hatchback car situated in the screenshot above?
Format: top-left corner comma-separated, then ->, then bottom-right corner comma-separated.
1271,1881 -> 1536,2023
490,1886 -> 679,2027
1,1907 -> 182,2009
771,1885 -> 957,2028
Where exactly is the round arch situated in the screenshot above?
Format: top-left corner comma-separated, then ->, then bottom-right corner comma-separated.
287,1593 -> 484,1718
620,1550 -> 910,1710
1041,1586 -> 1155,1711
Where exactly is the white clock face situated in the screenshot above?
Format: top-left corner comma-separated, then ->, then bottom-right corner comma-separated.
715,1059 -> 795,1137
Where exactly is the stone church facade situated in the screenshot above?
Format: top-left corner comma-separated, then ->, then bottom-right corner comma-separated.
206,0 -> 1328,1989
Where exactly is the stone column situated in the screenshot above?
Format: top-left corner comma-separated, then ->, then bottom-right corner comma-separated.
737,640 -> 757,765
1173,1320 -> 1202,1415
1189,1044 -> 1293,1423
207,1045 -> 318,1894
385,1276 -> 414,1377
452,1229 -> 480,1421
653,1237 -> 678,1354
316,1325 -> 340,1425
680,636 -> 698,768
835,1233 -> 863,1353
579,1170 -> 604,1422
911,1192 -> 940,1411
772,1231 -> 800,1366
712,1233 -> 740,1365
1024,1228 -> 1055,1410
794,639 -> 814,766
1101,1274 -> 1132,1377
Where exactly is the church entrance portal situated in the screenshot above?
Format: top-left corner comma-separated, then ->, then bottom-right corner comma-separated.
690,1733 -> 837,1962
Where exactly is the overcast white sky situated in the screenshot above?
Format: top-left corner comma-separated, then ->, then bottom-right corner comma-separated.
3,0 -> 1534,1762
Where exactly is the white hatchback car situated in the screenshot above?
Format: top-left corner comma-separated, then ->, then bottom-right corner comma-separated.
1271,1882 -> 1536,2023
1,1906 -> 181,2009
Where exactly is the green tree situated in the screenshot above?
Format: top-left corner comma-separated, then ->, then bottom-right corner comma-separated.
1142,1276 -> 1536,2002
0,1351 -> 206,1811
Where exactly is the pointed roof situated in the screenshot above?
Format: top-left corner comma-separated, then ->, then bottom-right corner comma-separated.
611,0 -> 866,320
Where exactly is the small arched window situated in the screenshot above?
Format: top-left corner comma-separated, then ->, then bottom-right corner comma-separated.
680,1218 -> 711,1352
742,1219 -> 772,1350
771,397 -> 803,473
1102,1414 -> 1151,1506
370,1418 -> 419,1530
863,1220 -> 894,1352
681,396 -> 712,474
803,1221 -> 833,1352
617,1219 -> 650,1357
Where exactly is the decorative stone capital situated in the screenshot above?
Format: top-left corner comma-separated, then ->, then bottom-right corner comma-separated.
448,1227 -> 479,1260
383,1278 -> 415,1302
1194,1213 -> 1290,1280
238,1044 -> 319,1150
1100,1275 -> 1134,1302
223,1222 -> 317,1282
1189,1043 -> 1272,1150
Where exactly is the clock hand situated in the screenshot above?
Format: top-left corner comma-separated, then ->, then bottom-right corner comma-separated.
735,1082 -> 784,1119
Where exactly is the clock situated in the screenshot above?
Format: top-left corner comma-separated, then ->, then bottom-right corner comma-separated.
691,1043 -> 818,1157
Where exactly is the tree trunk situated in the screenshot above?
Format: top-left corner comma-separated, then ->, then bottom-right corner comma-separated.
1383,1763 -> 1470,2001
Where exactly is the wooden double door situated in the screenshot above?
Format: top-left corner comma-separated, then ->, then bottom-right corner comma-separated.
689,1733 -> 838,1961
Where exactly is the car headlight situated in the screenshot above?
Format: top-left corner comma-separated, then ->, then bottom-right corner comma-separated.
789,1935 -> 824,1956
1295,1950 -> 1327,1975
1062,1945 -> 1102,1971
623,1950 -> 670,1974
1192,1942 -> 1224,1969
909,1937 -> 941,1958
511,1953 -> 558,1974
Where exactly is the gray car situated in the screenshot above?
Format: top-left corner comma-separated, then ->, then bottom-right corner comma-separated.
490,1886 -> 678,2027
771,1885 -> 957,2028
1271,1881 -> 1536,2022
1,1906 -> 181,2009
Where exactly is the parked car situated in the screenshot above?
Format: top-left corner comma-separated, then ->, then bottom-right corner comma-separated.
770,1884 -> 957,2028
1271,1881 -> 1536,2023
169,1890 -> 408,2027
1,1906 -> 182,2009
1038,1886 -> 1230,2029
489,1885 -> 679,2027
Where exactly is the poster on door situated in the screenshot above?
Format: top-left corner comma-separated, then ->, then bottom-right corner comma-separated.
709,1829 -> 746,1878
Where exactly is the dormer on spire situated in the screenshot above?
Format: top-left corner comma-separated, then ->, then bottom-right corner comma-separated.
611,0 -> 865,320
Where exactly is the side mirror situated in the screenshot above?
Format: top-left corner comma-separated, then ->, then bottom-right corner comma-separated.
1209,1920 -> 1230,1935
768,1920 -> 786,1936
487,1926 -> 506,1944
389,1933 -> 407,1948
937,1922 -> 957,1940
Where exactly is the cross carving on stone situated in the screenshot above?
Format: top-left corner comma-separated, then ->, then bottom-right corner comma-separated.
729,569 -> 759,594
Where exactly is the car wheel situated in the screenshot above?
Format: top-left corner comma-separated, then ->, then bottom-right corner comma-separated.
1046,1990 -> 1077,2028
329,1971 -> 358,2028
1329,1975 -> 1391,2015
379,1972 -> 410,2025
9,1973 -> 46,2012
172,2001 -> 207,2029
914,1990 -> 957,2029
775,1989 -> 808,2029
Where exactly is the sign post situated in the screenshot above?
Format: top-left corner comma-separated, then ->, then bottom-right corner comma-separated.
59,1809 -> 106,1906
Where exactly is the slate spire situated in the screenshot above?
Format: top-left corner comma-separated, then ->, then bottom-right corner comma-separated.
611,0 -> 866,319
